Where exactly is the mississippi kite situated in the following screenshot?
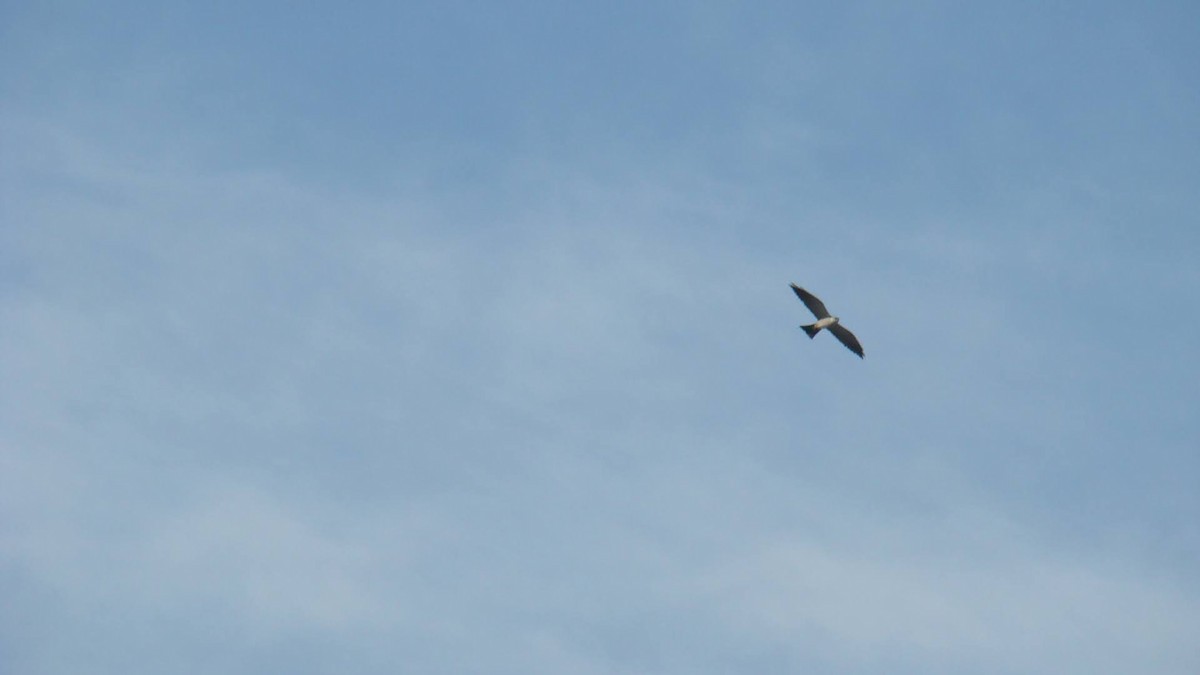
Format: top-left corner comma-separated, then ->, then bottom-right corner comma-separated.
790,283 -> 864,359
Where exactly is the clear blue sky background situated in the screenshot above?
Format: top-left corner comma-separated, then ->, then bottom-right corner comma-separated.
3,2 -> 1198,673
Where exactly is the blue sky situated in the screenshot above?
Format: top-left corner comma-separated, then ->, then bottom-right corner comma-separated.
2,2 -> 1198,673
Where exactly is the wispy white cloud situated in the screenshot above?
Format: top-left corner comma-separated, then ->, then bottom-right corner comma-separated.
691,509 -> 1199,674
3,4 -> 1198,672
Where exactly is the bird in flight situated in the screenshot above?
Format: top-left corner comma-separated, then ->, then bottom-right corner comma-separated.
790,283 -> 864,358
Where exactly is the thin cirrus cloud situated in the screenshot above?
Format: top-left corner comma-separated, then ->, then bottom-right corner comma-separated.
3,3 -> 1198,674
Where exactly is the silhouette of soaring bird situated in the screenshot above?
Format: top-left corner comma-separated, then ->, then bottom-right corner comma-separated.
790,283 -> 864,358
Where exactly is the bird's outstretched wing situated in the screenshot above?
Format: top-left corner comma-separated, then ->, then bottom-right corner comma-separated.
790,284 -> 831,319
828,323 -> 864,358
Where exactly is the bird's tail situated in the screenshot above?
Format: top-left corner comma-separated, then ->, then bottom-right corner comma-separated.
800,323 -> 821,338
